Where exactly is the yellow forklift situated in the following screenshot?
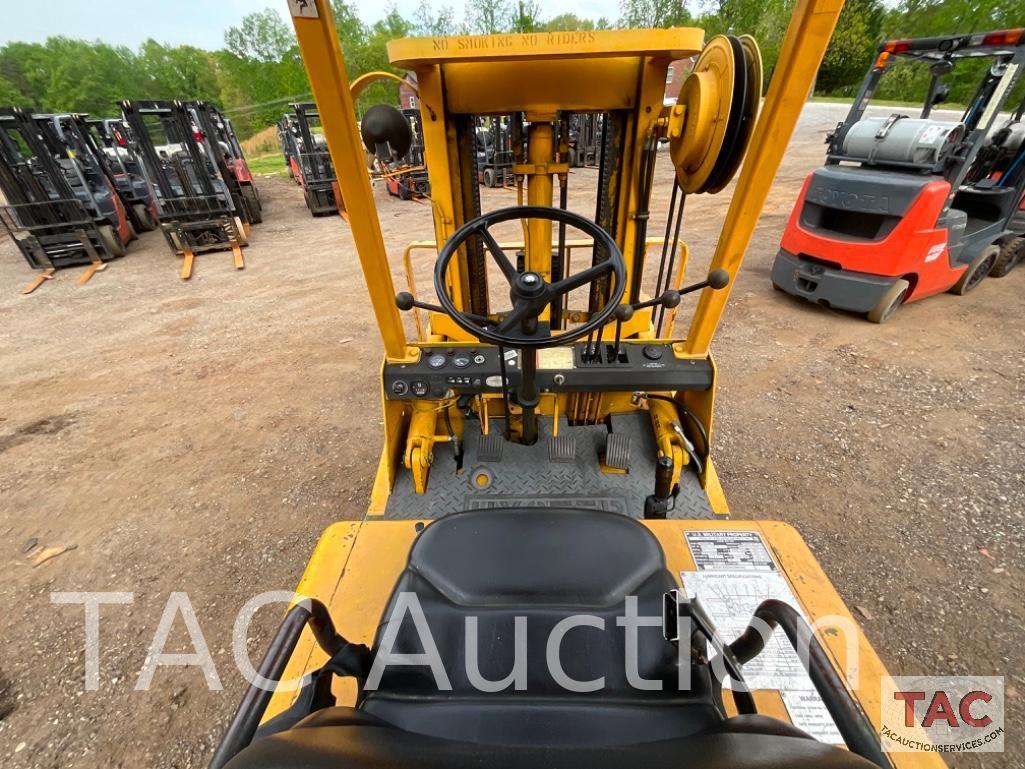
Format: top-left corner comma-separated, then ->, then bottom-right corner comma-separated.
210,2 -> 946,767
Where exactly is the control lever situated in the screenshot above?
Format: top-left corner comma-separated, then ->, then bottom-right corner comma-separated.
395,292 -> 491,325
606,271 -> 730,362
644,455 -> 676,519
677,268 -> 730,296
610,290 -> 681,361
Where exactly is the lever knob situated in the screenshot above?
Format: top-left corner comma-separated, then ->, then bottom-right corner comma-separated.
662,290 -> 681,308
395,291 -> 415,311
707,269 -> 730,290
614,304 -> 634,322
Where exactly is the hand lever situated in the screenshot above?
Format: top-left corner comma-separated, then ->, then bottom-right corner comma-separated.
396,291 -> 440,313
396,292 -> 491,325
677,268 -> 730,296
611,291 -> 681,360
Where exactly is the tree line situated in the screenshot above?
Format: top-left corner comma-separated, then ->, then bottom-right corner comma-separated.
0,0 -> 1020,143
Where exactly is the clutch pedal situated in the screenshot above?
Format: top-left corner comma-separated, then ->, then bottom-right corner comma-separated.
549,434 -> 576,463
602,433 -> 631,471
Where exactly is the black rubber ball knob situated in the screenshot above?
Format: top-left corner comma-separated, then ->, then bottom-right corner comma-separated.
614,304 -> 634,322
395,292 -> 415,311
708,269 -> 730,289
662,290 -> 681,308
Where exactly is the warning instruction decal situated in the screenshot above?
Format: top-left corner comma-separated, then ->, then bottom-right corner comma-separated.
682,529 -> 843,744
685,530 -> 777,571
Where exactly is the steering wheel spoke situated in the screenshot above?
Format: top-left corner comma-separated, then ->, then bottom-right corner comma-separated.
477,226 -> 519,284
434,206 -> 625,349
494,302 -> 538,335
551,260 -> 614,295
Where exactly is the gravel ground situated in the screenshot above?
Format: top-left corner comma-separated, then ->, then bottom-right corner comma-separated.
0,102 -> 1021,768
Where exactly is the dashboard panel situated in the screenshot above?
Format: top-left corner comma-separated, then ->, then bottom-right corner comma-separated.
383,342 -> 713,400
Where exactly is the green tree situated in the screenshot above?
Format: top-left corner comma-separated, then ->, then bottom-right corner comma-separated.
224,9 -> 295,62
543,13 -> 597,31
414,4 -> 457,36
619,0 -> 692,28
816,0 -> 884,95
511,1 -> 543,32
465,0 -> 512,34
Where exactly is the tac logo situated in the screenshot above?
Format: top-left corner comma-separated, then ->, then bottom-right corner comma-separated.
880,676 -> 1004,753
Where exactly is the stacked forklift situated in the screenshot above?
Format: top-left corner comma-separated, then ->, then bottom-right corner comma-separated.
568,112 -> 602,168
0,106 -> 136,292
287,102 -> 340,215
772,29 -> 1025,322
120,99 -> 257,278
476,114 -> 516,187
78,115 -> 160,234
193,102 -> 263,224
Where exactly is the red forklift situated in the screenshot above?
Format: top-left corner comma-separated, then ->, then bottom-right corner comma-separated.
0,106 -> 133,291
192,102 -> 263,224
276,114 -> 301,183
78,116 -> 160,233
289,102 -> 339,215
772,29 -> 1025,322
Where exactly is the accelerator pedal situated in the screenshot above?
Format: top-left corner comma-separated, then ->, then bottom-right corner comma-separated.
549,434 -> 577,463
477,430 -> 505,463
602,433 -> 632,472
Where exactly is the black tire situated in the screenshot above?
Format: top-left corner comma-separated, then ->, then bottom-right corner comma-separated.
241,186 -> 263,224
483,168 -> 497,188
126,219 -> 138,242
97,224 -> 125,258
132,203 -> 156,232
399,183 -> 412,201
866,278 -> 909,324
949,246 -> 998,295
989,237 -> 1025,278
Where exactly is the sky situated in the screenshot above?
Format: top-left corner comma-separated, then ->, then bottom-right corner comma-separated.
1,0 -> 622,50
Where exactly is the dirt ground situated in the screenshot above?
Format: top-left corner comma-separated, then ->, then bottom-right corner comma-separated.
0,102 -> 1022,769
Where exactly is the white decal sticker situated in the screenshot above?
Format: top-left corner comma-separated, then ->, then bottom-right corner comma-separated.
924,242 -> 945,263
685,530 -> 777,571
782,690 -> 844,744
287,0 -> 319,18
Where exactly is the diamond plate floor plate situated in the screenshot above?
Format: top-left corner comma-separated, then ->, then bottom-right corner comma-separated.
383,411 -> 713,520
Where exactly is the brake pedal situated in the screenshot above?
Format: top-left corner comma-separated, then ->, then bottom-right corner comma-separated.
477,430 -> 504,463
602,433 -> 631,471
549,435 -> 576,463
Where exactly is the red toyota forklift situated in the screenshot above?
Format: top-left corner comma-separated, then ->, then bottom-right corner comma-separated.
78,115 -> 160,233
772,29 -> 1025,322
193,102 -> 263,224
289,101 -> 340,215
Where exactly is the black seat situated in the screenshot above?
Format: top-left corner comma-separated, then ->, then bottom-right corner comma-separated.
226,508 -> 877,768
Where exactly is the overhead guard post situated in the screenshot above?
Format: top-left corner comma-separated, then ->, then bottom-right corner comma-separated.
289,0 -> 408,359
684,0 -> 845,355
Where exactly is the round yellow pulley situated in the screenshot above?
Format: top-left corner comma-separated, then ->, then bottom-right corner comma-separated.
669,35 -> 736,194
704,35 -> 764,194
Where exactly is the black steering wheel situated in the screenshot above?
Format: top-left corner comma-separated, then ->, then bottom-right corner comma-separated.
433,206 -> 626,348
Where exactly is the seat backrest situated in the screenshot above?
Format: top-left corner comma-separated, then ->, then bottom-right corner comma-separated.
361,509 -> 723,746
